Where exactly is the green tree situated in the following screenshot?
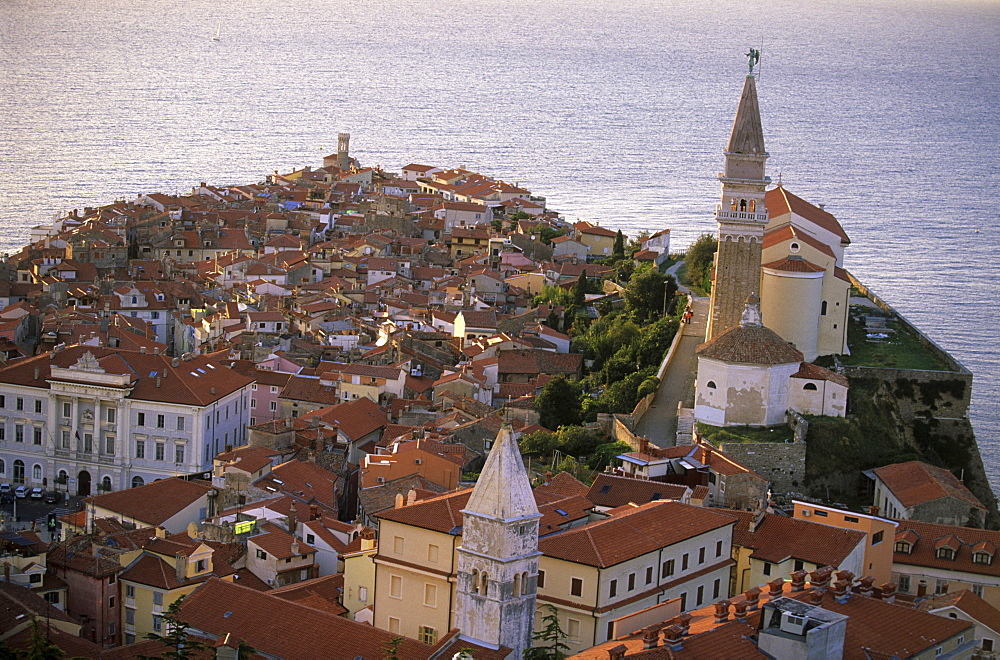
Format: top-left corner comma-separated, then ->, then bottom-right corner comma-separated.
557,426 -> 603,458
587,441 -> 633,471
624,268 -> 677,324
571,275 -> 587,308
519,431 -> 561,457
684,233 -> 718,291
523,604 -> 570,659
612,229 -> 626,261
535,376 -> 584,430
0,618 -> 63,660
140,595 -> 208,659
538,226 -> 566,245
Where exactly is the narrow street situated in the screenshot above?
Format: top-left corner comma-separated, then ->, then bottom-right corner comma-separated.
634,263 -> 709,448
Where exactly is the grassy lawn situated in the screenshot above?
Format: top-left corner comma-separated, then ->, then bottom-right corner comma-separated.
699,422 -> 794,445
841,309 -> 949,371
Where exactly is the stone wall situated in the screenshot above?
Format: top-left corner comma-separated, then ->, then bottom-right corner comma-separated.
719,440 -> 807,496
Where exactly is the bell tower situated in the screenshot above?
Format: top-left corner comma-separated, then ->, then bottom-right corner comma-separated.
706,59 -> 771,340
454,423 -> 541,658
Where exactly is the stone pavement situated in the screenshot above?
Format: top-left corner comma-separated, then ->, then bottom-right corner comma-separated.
634,263 -> 709,448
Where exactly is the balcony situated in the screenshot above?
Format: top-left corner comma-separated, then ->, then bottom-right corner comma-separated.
715,208 -> 769,223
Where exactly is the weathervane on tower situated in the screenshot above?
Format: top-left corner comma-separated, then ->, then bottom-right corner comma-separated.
746,48 -> 761,75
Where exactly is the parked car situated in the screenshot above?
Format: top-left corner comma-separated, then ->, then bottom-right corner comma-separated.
29,487 -> 43,499
14,486 -> 28,499
43,491 -> 61,504
0,484 -> 10,495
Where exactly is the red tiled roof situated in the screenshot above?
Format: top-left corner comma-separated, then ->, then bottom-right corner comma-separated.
894,519 -> 1000,578
727,509 -> 866,566
762,255 -> 825,272
766,186 -> 851,245
696,324 -> 803,365
873,461 -> 986,511
791,361 -> 849,387
88,477 -> 211,526
539,501 -> 736,568
178,578 -> 435,660
587,473 -> 689,509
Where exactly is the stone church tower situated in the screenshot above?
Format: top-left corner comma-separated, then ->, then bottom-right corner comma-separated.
706,72 -> 771,340
454,423 -> 541,658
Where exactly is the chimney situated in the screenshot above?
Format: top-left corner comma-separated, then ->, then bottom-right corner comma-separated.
744,586 -> 762,611
868,505 -> 880,516
790,570 -> 808,592
290,540 -> 299,556
175,553 -> 186,582
881,581 -> 898,603
641,626 -> 659,650
287,501 -> 298,534
858,576 -> 875,597
831,579 -> 850,602
916,580 -> 927,599
661,625 -> 684,651
836,570 -> 855,590
156,376 -> 161,388
210,387 -> 216,395
309,504 -> 319,521
360,527 -> 376,551
807,589 -> 825,605
733,600 -> 749,622
607,645 -> 627,660
140,345 -> 146,354
172,357 -> 180,367
767,578 -> 785,599
33,367 -> 39,380
394,493 -> 404,509
714,600 -> 731,623
676,613 -> 691,635
810,566 -> 834,590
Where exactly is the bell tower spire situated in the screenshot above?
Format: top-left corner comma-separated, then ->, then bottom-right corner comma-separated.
707,57 -> 771,340
454,423 -> 541,658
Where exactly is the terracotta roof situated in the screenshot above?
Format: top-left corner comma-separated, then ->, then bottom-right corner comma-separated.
376,488 -> 472,534
587,474 -> 690,509
302,396 -> 388,441
178,578 -> 435,660
533,471 -> 590,504
762,255 -> 825,273
727,509 -> 866,566
894,519 -> 1000,578
872,461 -> 986,511
269,574 -> 346,616
763,223 -> 837,258
917,589 -> 1000,635
766,186 -> 851,245
249,524 -> 316,560
789,361 -> 847,387
497,348 -> 582,376
539,501 -> 737,568
696,324 -> 803,365
88,477 -> 212,526
120,552 -> 233,590
0,345 -> 252,406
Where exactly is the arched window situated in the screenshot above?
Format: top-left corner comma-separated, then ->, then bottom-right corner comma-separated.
522,572 -> 530,595
739,199 -> 747,212
131,476 -> 145,488
803,383 -> 818,391
471,569 -> 479,594
32,464 -> 41,481
131,296 -> 137,305
481,573 -> 489,597
730,199 -> 738,211
513,573 -> 521,597
13,460 -> 24,484
706,381 -> 717,390
821,301 -> 828,316
100,476 -> 112,492
58,469 -> 68,484
748,200 -> 756,212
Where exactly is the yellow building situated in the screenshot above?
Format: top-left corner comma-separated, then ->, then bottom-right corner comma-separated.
119,533 -> 238,644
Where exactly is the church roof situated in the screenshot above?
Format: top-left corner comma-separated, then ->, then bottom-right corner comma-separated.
727,75 -> 766,155
762,255 -> 825,273
463,423 -> 539,522
766,186 -> 851,245
697,324 -> 803,365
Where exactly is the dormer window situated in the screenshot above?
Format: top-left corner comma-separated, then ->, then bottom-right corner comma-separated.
803,383 -> 818,391
895,541 -> 912,554
973,552 -> 993,565
936,547 -> 956,561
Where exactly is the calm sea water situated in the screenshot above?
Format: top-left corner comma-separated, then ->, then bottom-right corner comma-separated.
2,0 -> 998,486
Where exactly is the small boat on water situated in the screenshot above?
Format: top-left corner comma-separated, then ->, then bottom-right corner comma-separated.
211,22 -> 221,41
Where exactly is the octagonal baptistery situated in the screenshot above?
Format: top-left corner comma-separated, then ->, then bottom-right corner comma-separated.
695,295 -> 803,427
